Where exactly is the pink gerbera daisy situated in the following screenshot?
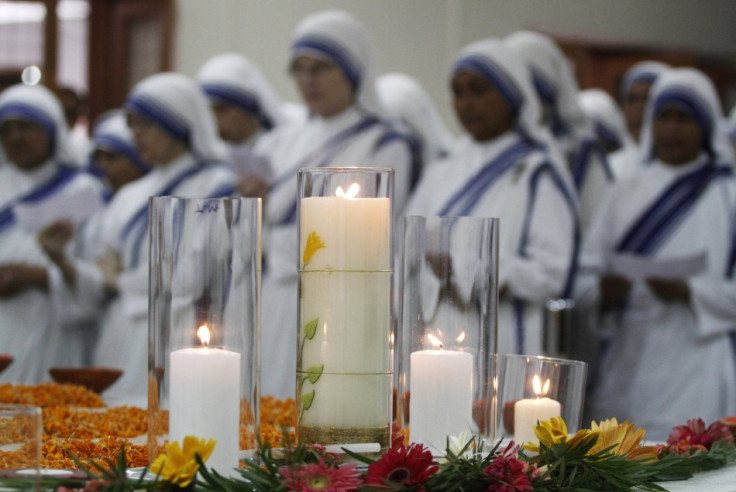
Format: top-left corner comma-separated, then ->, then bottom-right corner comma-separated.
279,458 -> 362,492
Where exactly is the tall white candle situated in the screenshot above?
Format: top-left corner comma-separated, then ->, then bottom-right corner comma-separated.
410,348 -> 474,455
298,184 -> 392,430
170,326 -> 241,474
513,375 -> 561,444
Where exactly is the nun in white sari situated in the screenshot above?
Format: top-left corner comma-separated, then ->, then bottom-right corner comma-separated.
575,68 -> 736,439
0,84 -> 106,383
256,9 -> 415,399
92,73 -> 236,400
619,60 -> 669,144
197,53 -> 290,190
405,38 -> 579,357
505,31 -> 614,231
578,88 -> 640,181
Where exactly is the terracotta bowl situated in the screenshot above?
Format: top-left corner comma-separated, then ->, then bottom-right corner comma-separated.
0,354 -> 13,374
48,367 -> 123,393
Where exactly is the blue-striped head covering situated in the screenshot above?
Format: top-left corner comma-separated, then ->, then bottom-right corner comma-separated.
290,9 -> 382,115
451,38 -> 541,137
620,61 -> 669,99
0,83 -> 76,164
198,53 -> 286,131
505,31 -> 590,144
124,72 -> 226,163
640,68 -> 734,165
578,88 -> 635,154
92,111 -> 151,173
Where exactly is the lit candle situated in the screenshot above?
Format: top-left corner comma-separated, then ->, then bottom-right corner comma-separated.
298,183 -> 392,430
513,375 -> 561,444
410,333 -> 474,455
170,325 -> 241,474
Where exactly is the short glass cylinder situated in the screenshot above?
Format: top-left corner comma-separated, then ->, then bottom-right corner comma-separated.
497,354 -> 587,445
397,215 -> 499,455
148,196 -> 261,474
0,404 -> 42,476
296,167 -> 393,454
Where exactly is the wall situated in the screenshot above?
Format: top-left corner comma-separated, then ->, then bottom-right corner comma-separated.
173,0 -> 736,131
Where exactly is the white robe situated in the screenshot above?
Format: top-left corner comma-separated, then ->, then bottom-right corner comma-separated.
256,106 -> 414,399
575,157 -> 736,440
405,131 -> 578,357
0,161 -> 106,383
92,154 -> 235,400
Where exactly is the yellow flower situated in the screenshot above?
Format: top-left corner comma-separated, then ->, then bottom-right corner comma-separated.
523,416 -> 598,453
589,418 -> 659,462
150,436 -> 216,487
303,232 -> 326,266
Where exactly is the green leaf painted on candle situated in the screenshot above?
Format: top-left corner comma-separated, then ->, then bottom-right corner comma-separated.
301,390 -> 315,410
304,318 -> 319,340
306,365 -> 323,384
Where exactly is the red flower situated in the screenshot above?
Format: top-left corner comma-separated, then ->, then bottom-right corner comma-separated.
279,458 -> 362,492
364,443 -> 438,489
667,418 -> 734,450
482,443 -> 533,492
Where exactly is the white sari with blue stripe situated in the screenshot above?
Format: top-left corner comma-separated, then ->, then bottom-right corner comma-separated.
91,153 -> 235,401
578,156 -> 736,440
0,161 -> 107,383
405,130 -> 578,356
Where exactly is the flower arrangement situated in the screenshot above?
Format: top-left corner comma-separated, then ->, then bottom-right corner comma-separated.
2,416 -> 733,491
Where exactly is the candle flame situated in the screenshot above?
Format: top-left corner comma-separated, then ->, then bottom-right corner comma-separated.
427,333 -> 443,349
335,183 -> 360,199
455,331 -> 466,343
197,324 -> 211,346
532,375 -> 551,397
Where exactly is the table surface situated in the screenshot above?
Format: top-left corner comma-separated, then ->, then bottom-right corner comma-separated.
653,464 -> 736,491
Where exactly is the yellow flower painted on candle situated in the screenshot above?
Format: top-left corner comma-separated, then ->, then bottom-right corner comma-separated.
303,231 -> 326,266
150,435 -> 216,487
523,416 -> 597,453
589,418 -> 659,462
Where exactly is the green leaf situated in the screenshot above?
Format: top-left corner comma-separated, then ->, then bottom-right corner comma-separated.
303,318 -> 319,340
301,389 -> 315,410
306,365 -> 324,384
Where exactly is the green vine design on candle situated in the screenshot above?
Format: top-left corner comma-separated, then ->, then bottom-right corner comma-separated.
298,317 -> 324,420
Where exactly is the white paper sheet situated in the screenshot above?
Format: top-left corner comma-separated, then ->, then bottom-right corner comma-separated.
609,251 -> 708,281
13,186 -> 104,234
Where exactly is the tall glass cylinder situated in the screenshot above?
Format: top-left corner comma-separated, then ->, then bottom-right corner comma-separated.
148,196 -> 261,475
397,216 -> 499,455
297,167 -> 393,453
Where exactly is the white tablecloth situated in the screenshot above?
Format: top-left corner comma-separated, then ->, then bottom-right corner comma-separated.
654,464 -> 736,491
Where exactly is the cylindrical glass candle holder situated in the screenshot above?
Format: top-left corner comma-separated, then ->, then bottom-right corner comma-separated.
397,216 -> 499,455
296,167 -> 393,454
148,196 -> 261,474
498,354 -> 587,445
0,404 -> 41,479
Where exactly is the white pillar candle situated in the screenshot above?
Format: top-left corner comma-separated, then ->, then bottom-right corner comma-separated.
169,327 -> 241,474
513,375 -> 561,444
410,349 -> 474,455
298,186 -> 392,430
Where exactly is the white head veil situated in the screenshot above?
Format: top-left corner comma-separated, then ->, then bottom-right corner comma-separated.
639,67 -> 735,166
125,72 -> 227,163
620,61 -> 670,99
376,72 -> 457,162
290,9 -> 383,116
91,110 -> 151,174
197,53 -> 287,131
451,38 -> 576,193
578,88 -> 635,153
504,31 -> 590,144
0,83 -> 76,164
451,38 -> 543,141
